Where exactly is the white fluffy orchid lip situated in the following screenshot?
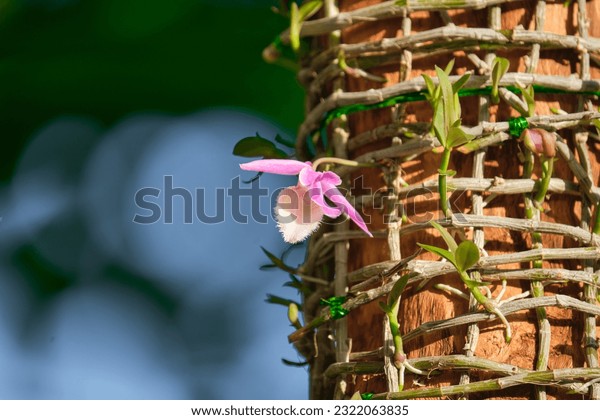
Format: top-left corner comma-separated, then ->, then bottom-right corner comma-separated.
275,185 -> 324,243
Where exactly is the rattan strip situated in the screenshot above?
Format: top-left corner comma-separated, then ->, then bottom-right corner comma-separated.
324,357 -> 597,395
296,75 -> 600,154
371,367 -> 600,399
323,0 -> 354,400
305,26 -> 600,80
521,0 -> 549,399
344,111 -> 599,153
280,0 -> 537,43
459,5 -> 499,388
574,0 -> 600,401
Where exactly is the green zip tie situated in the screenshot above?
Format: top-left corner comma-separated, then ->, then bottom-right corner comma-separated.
320,296 -> 349,320
508,116 -> 529,138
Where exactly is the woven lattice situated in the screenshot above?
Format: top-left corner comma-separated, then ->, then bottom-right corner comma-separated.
280,0 -> 600,399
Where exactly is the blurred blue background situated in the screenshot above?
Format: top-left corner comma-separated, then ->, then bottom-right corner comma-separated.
0,0 -> 308,398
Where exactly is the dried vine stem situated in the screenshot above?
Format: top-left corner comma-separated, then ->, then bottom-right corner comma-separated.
327,0 -> 351,400
289,285 -> 600,344
307,27 -> 600,78
370,368 -> 600,399
388,177 -> 597,200
400,295 -> 600,344
340,111 -> 600,155
343,27 -> 600,57
325,355 -> 523,378
296,74 -> 600,156
576,0 -> 600,399
275,0 -> 522,45
324,356 -> 600,394
303,215 -> 600,273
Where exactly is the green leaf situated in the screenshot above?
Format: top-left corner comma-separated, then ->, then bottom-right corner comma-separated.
378,301 -> 390,314
290,1 -> 322,53
432,105 -> 447,147
261,247 -> 294,273
265,294 -> 300,307
452,72 -> 470,94
438,169 -> 457,177
233,135 -> 288,158
443,58 -> 455,76
430,220 -> 458,252
418,243 -> 456,265
284,274 -> 311,294
521,85 -> 536,117
422,73 -> 437,99
298,0 -> 322,21
455,240 -> 480,272
463,278 -> 491,289
549,107 -> 562,115
446,125 -> 475,148
593,119 -> 600,135
435,65 -> 456,130
387,273 -> 412,309
491,57 -> 509,104
242,172 -> 262,184
289,2 -> 300,52
281,358 -> 309,367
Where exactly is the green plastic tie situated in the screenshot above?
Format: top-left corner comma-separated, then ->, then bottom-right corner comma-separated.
508,116 -> 529,138
361,392 -> 374,400
320,296 -> 349,320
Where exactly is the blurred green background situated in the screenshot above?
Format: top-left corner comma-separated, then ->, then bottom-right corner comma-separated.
0,0 -> 308,399
0,0 -> 303,179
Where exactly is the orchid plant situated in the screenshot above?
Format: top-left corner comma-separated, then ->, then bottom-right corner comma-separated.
240,158 -> 372,243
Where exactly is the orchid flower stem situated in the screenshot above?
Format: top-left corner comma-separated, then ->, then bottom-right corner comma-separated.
533,157 -> 554,210
312,157 -> 376,171
439,147 -> 452,218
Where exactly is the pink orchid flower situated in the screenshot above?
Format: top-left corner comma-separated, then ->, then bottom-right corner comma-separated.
240,159 -> 372,243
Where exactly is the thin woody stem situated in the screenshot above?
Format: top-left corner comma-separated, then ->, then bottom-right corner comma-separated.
312,156 -> 377,170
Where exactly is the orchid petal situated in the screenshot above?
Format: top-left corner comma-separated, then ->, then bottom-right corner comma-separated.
324,184 -> 372,237
320,170 -> 341,186
240,159 -> 310,175
275,186 -> 324,243
306,183 -> 342,218
298,166 -> 321,187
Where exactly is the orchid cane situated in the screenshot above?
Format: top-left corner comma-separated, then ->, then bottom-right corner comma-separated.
240,159 -> 372,243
